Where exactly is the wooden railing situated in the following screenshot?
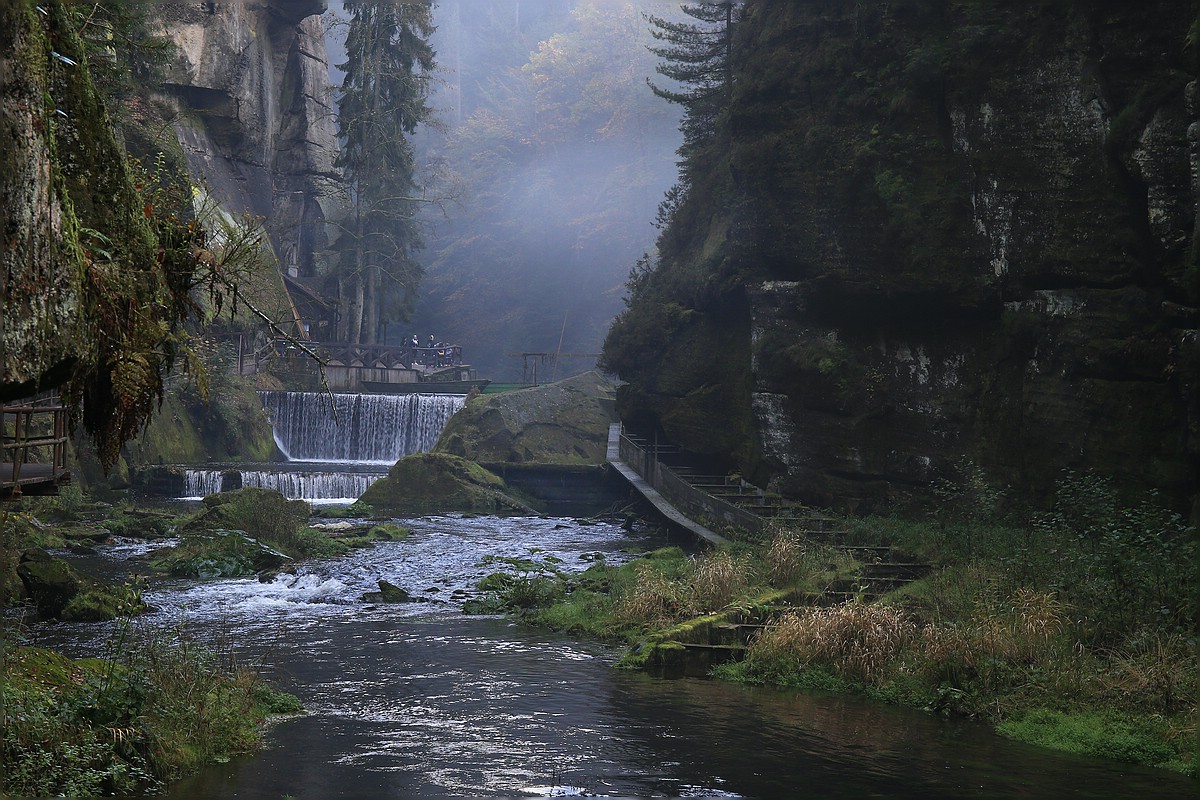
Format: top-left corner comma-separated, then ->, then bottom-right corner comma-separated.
1,398 -> 70,497
617,431 -> 765,539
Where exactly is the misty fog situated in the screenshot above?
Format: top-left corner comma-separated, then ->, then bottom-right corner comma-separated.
326,0 -> 683,382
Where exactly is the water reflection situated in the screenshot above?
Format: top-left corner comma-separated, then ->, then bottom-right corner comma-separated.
32,514 -> 1194,799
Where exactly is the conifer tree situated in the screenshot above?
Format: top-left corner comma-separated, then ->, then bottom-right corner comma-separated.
333,0 -> 435,344
644,1 -> 742,159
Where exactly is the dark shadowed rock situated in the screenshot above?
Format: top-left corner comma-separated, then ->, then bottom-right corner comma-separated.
435,371 -> 617,465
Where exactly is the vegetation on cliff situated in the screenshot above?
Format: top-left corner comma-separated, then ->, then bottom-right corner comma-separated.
601,0 -> 1200,516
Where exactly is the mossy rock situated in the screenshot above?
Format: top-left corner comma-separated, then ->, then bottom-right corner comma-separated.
60,582 -> 147,622
151,529 -> 291,578
16,550 -> 81,617
368,523 -> 410,541
181,487 -> 310,541
358,453 -> 515,515
435,371 -> 616,465
15,549 -> 145,620
361,579 -> 423,604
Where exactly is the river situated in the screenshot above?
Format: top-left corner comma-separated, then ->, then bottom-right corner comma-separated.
32,512 -> 1192,799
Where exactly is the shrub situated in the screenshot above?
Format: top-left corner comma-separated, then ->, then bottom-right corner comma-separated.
748,601 -> 919,685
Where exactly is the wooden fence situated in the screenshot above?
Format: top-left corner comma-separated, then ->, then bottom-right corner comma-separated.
1,398 -> 70,498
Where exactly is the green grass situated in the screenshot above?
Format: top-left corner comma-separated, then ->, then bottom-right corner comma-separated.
1,624 -> 302,796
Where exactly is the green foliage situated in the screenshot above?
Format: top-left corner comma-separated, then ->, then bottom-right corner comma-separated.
1,621 -> 301,796
997,709 -> 1178,768
1030,472 -> 1196,645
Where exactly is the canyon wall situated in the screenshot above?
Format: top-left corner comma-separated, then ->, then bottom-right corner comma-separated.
156,0 -> 340,282
607,1 -> 1199,518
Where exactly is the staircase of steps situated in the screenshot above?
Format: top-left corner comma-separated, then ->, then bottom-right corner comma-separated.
638,524 -> 934,678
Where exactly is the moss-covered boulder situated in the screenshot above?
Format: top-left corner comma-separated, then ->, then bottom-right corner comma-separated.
435,371 -> 617,465
15,549 -> 145,620
358,453 -> 517,515
180,487 -> 310,541
151,530 -> 291,578
16,550 -> 81,617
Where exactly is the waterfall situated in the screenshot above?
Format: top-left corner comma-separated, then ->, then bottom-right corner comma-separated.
184,469 -> 225,498
260,391 -> 465,464
180,468 -> 386,502
239,470 -> 382,501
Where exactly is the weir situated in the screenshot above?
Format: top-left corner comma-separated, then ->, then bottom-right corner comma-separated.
181,467 -> 387,504
260,391 -> 464,464
148,392 -> 465,502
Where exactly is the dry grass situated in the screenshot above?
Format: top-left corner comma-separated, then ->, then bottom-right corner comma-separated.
763,530 -> 805,587
687,550 -> 750,613
751,601 -> 919,684
1098,632 -> 1196,714
615,564 -> 684,626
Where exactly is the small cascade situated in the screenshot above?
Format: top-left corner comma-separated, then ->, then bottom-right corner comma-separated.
239,470 -> 383,501
179,467 -> 386,503
184,469 -> 225,498
260,391 -> 464,464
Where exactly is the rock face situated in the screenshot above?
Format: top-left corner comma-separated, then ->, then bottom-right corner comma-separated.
156,0 -> 340,281
1,2 -> 96,400
607,2 -> 1199,518
358,452 -> 518,515
435,372 -> 618,465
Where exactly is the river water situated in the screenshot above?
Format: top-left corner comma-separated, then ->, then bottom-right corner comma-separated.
34,513 -> 1192,799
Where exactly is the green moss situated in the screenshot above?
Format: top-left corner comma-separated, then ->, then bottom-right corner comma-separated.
359,452 -> 515,514
998,709 -> 1179,769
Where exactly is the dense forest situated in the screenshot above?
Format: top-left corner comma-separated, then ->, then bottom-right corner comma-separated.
406,0 -> 682,380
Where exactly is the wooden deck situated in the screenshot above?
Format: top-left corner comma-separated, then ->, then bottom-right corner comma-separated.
2,400 -> 71,499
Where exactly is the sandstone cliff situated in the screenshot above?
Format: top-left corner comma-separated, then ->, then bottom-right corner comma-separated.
605,1 -> 1199,518
156,0 -> 340,283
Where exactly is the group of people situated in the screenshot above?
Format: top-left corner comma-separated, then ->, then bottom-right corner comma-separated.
409,334 -> 457,367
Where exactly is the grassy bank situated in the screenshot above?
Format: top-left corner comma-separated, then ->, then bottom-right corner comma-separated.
1,621 -> 302,796
470,475 -> 1198,775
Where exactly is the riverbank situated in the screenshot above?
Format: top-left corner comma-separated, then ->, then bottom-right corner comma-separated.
469,474 -> 1198,777
0,489 -> 324,795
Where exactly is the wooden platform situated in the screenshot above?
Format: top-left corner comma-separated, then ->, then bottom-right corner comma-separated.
1,462 -> 71,497
2,399 -> 71,499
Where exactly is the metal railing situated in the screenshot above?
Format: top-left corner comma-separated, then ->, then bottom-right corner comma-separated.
617,431 -> 765,539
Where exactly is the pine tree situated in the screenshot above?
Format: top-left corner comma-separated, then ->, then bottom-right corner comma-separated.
333,0 -> 435,344
645,1 -> 742,158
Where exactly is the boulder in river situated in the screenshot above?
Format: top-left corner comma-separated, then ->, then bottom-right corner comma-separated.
16,549 -> 146,621
181,487 -> 311,540
357,452 -> 528,515
435,371 -> 616,465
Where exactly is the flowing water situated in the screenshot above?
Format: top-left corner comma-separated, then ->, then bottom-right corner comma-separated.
36,514 -> 1193,799
175,392 -> 463,503
260,391 -> 464,464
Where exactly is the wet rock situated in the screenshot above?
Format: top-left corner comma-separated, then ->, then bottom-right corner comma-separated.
436,372 -> 616,465
16,551 -> 82,618
361,579 -> 429,604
